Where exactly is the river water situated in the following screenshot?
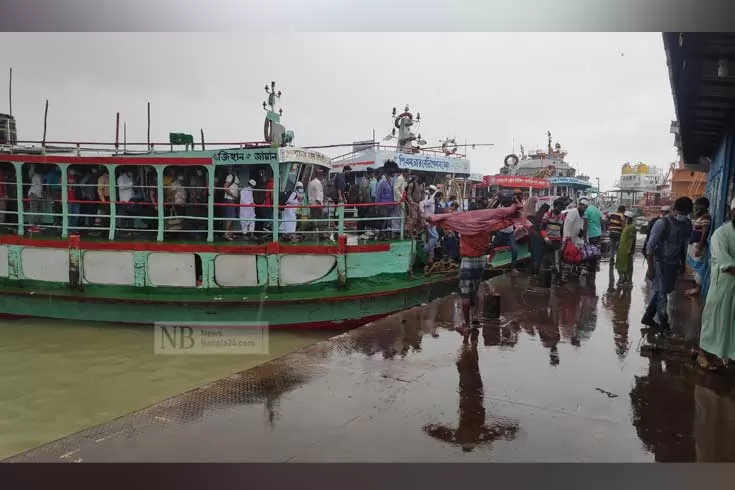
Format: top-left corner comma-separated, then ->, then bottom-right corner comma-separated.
0,318 -> 334,459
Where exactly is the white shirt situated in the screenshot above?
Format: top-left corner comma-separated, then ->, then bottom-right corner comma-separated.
421,197 -> 435,217
117,174 -> 134,202
171,179 -> 187,205
563,208 -> 585,246
29,174 -> 44,198
393,175 -> 406,201
307,177 -> 323,204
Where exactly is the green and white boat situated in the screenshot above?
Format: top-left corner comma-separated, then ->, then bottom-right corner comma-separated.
0,84 -> 528,329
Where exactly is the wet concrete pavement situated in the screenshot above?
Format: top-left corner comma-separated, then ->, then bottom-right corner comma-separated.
7,259 -> 735,462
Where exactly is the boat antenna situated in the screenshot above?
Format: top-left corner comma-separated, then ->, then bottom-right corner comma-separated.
8,67 -> 12,116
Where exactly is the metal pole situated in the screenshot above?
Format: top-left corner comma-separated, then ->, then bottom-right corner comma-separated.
201,128 -> 205,150
123,122 -> 127,153
41,99 -> 48,149
8,67 -> 12,116
115,112 -> 120,154
147,102 -> 151,151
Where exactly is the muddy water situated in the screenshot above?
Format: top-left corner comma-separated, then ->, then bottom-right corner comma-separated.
0,319 -> 333,459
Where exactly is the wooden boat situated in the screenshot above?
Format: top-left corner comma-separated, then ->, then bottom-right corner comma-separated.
0,86 -> 528,329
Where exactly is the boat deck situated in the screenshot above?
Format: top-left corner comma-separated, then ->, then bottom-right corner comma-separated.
5,262 -> 716,463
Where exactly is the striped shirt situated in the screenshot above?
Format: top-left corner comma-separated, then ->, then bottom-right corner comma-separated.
607,211 -> 625,238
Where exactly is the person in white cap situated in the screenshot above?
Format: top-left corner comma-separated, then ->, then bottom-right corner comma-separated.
239,178 -> 257,239
696,197 -> 735,372
279,182 -> 303,241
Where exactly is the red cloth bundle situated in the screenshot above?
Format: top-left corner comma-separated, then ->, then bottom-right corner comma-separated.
429,204 -> 531,235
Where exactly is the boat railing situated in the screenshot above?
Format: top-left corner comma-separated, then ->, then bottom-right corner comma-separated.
2,140 -> 273,155
0,173 -> 408,243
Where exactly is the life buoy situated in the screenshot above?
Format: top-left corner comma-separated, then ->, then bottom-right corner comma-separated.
394,111 -> 413,129
442,139 -> 458,155
504,154 -> 519,167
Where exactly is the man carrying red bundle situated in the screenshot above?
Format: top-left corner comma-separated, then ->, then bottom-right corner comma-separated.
430,204 -> 529,334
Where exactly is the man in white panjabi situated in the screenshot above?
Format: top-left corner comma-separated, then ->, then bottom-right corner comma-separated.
279,181 -> 303,241
696,198 -> 735,372
239,179 -> 256,238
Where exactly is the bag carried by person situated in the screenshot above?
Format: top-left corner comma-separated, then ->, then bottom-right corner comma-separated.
562,239 -> 583,265
580,242 -> 601,261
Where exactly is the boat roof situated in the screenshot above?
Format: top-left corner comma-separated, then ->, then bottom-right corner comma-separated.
330,147 -> 471,175
0,144 -> 332,168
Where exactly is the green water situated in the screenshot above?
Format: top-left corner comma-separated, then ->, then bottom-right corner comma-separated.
0,319 -> 334,459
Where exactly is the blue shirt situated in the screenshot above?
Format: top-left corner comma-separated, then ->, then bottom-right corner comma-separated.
646,215 -> 692,264
584,205 -> 603,239
376,177 -> 393,203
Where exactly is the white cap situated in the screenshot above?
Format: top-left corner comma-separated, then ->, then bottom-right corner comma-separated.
624,210 -> 635,218
248,179 -> 256,187
429,185 -> 437,191
661,205 -> 671,212
578,198 -> 589,206
295,181 -> 304,188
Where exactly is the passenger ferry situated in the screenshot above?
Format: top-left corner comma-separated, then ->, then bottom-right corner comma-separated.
0,85 -> 524,329
330,106 -> 475,208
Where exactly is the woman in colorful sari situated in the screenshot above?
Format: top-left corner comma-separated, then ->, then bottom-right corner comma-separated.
685,196 -> 712,297
615,211 -> 636,287
696,198 -> 735,372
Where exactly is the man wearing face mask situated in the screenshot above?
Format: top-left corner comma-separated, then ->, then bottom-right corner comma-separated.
696,198 -> 735,372
642,196 -> 694,331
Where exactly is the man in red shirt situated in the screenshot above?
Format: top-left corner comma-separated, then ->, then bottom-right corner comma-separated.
263,174 -> 274,231
456,230 -> 496,334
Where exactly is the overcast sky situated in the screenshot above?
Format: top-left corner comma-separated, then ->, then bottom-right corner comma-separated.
0,33 -> 677,189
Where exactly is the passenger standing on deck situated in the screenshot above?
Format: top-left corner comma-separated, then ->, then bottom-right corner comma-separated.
696,198 -> 735,372
392,168 -> 408,236
642,196 -> 693,331
78,167 -> 98,231
405,174 -> 425,237
97,168 -> 110,229
685,197 -> 712,298
27,165 -> 44,231
45,166 -> 61,227
615,211 -> 637,287
116,169 -> 135,233
239,179 -> 256,238
307,169 -> 324,241
375,167 -> 394,240
606,205 -> 626,268
222,167 -> 240,240
279,181 -> 302,241
168,173 -> 187,233
356,167 -> 373,234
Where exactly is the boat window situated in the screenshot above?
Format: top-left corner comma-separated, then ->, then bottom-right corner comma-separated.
159,165 -> 209,238
280,163 -> 301,195
0,163 -> 17,226
23,162 -> 62,232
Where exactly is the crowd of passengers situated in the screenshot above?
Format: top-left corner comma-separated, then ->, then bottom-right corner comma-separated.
0,161 -> 565,262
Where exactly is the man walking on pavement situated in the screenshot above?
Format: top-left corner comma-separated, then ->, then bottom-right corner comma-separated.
642,196 -> 693,331
606,205 -> 626,268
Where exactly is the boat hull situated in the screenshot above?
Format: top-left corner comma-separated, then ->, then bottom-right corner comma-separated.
0,239 -> 528,329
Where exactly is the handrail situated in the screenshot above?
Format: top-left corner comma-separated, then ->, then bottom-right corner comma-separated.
0,159 -> 410,243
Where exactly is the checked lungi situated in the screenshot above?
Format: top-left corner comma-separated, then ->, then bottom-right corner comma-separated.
459,255 -> 487,304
